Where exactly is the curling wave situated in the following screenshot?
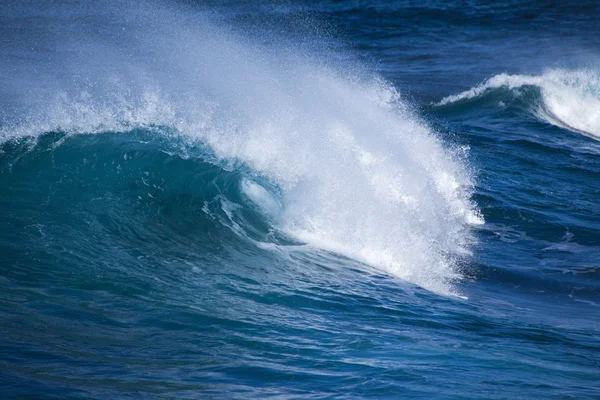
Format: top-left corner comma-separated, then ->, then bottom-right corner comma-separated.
0,0 -> 482,295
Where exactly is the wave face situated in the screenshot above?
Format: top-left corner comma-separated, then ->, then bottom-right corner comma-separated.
438,68 -> 600,140
0,0 -> 480,295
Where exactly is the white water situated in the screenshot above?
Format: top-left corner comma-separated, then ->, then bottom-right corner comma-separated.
0,0 -> 482,295
439,69 -> 600,140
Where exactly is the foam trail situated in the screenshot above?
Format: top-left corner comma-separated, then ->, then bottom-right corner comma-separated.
0,0 -> 482,295
438,69 -> 600,140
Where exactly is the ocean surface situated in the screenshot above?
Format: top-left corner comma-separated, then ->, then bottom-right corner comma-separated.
1,0 -> 599,398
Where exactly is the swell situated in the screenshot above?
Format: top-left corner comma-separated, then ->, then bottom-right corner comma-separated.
436,68 -> 600,141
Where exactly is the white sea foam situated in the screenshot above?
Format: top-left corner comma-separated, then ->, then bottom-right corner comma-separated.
438,69 -> 600,140
241,179 -> 282,218
0,0 -> 482,295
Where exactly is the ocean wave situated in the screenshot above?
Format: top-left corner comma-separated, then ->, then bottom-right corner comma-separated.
0,0 -> 481,296
437,68 -> 600,140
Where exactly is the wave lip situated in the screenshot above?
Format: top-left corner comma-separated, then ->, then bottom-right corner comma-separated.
438,68 -> 600,140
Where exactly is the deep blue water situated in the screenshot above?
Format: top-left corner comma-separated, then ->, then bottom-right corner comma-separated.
1,1 -> 599,399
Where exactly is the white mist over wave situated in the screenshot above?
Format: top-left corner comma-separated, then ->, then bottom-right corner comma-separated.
438,68 -> 600,140
0,0 -> 482,295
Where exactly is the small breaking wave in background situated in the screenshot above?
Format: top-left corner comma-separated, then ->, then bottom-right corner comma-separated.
438,68 -> 600,140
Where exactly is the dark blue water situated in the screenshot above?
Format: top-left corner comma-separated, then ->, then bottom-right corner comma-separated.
1,1 -> 599,398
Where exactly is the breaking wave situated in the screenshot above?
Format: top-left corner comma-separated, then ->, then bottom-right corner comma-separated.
438,68 -> 600,140
0,0 -> 482,295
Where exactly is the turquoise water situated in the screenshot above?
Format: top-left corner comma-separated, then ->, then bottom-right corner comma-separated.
1,1 -> 599,398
